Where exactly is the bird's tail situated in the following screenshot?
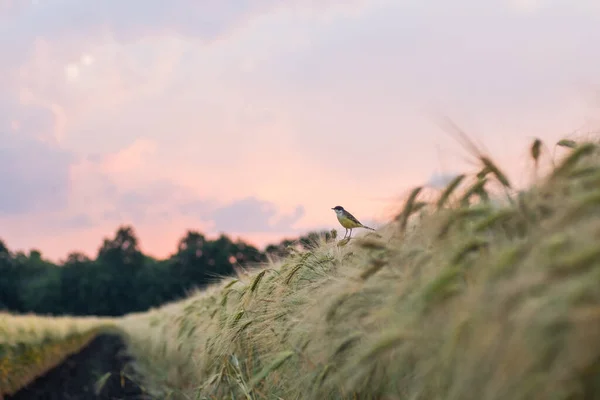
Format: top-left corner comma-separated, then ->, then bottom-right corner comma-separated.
363,225 -> 376,231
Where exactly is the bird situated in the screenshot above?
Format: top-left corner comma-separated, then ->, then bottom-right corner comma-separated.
331,205 -> 375,239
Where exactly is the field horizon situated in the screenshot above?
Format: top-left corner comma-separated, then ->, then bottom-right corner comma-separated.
4,135 -> 600,399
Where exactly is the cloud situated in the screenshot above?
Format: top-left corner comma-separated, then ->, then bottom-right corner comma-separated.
106,180 -> 211,224
509,0 -> 544,14
92,182 -> 305,237
0,1 -> 288,151
0,100 -> 74,214
211,197 -> 305,233
55,213 -> 95,229
425,172 -> 461,189
97,183 -> 305,235
2,1 -> 255,50
0,0 -> 598,263
2,0 -> 365,49
0,146 -> 73,214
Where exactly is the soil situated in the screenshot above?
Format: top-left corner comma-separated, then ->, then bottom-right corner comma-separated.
5,334 -> 150,400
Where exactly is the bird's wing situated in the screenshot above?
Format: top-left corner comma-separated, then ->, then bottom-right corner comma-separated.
344,211 -> 364,226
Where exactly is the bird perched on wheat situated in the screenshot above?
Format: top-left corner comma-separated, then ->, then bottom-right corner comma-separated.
331,206 -> 375,239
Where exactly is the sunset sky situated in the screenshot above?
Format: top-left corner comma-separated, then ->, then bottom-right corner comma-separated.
1,0 -> 599,262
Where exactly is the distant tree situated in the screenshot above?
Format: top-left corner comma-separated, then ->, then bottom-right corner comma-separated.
232,239 -> 266,266
0,239 -> 20,311
266,230 -> 334,258
16,249 -> 62,314
98,226 -> 143,265
96,225 -> 146,316
133,257 -> 174,309
0,239 -> 9,255
201,234 -> 264,282
168,231 -> 266,296
59,252 -> 96,315
170,230 -> 209,292
0,225 -> 324,317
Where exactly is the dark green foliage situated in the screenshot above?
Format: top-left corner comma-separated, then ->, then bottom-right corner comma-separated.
0,225 -> 320,317
265,230 -> 335,258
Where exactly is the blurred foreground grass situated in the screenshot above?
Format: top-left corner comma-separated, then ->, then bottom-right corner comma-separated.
112,136 -> 600,399
0,312 -> 117,397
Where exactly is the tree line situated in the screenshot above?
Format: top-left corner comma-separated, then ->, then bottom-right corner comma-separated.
0,225 -> 333,317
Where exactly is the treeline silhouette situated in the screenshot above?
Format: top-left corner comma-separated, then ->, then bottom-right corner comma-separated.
0,225 -> 333,317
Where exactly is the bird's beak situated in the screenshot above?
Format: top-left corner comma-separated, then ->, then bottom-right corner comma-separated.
331,207 -> 335,210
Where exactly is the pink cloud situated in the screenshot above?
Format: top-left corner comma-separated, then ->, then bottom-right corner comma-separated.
101,138 -> 158,177
0,0 -> 599,262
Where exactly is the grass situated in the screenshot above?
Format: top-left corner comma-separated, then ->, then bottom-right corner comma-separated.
115,135 -> 600,400
0,312 -> 117,398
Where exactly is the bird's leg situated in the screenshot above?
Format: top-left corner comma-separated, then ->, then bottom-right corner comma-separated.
342,228 -> 347,239
348,229 -> 353,239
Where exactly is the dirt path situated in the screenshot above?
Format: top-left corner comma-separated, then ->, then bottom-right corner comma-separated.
5,334 -> 149,400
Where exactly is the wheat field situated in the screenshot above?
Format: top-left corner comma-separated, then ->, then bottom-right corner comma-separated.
116,137 -> 600,400
0,312 -> 117,397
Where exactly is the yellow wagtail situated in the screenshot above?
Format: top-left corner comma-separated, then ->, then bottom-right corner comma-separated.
331,205 -> 375,239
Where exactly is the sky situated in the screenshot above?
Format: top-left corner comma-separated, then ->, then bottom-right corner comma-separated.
1,0 -> 599,262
